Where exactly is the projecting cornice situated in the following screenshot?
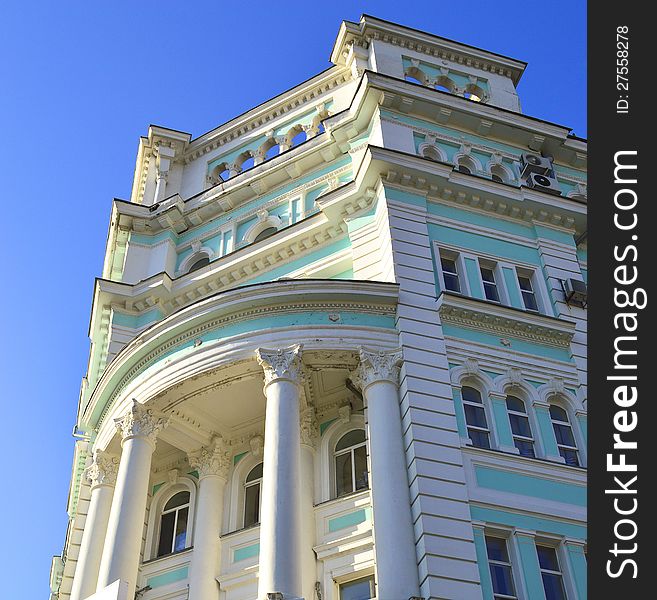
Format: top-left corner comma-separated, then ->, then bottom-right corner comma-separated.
437,292 -> 576,348
331,15 -> 527,84
82,279 -> 399,431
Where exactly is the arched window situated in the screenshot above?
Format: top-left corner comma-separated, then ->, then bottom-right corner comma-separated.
461,386 -> 490,449
464,84 -> 485,102
288,126 -> 307,148
455,155 -> 478,176
244,463 -> 263,527
404,66 -> 428,86
549,405 -> 580,466
435,75 -> 456,94
188,256 -> 210,273
334,429 -> 368,497
506,395 -> 535,457
265,143 -> 280,160
490,164 -> 510,184
421,145 -> 442,162
157,491 -> 190,557
253,226 -> 277,243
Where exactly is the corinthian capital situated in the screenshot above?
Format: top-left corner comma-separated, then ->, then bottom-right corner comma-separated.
188,435 -> 231,481
114,399 -> 169,447
84,450 -> 120,489
353,347 -> 403,390
256,344 -> 303,387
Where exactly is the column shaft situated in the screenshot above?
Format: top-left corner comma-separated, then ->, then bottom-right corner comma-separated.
258,378 -> 302,598
69,483 -> 115,600
188,437 -> 230,600
365,378 -> 420,599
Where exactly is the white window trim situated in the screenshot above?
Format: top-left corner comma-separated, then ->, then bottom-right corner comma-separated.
145,476 -> 197,561
437,247 -> 470,296
460,383 -> 493,450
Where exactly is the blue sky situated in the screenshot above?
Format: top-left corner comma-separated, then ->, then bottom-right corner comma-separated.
0,1 -> 585,597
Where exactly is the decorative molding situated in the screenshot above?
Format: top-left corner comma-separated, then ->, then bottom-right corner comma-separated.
188,435 -> 231,480
437,293 -> 576,348
300,407 -> 319,448
249,435 -> 264,459
353,347 -> 403,390
256,344 -> 304,387
114,399 -> 169,447
84,450 -> 120,489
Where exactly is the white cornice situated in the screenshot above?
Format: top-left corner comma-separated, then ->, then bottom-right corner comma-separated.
437,292 -> 576,348
331,16 -> 526,84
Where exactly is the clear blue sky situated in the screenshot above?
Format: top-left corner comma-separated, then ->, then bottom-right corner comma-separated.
0,1 -> 585,597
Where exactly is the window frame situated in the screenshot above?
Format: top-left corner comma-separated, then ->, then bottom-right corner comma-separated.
485,535 -> 519,600
156,491 -> 191,558
337,574 -> 376,600
333,429 -> 369,499
460,384 -> 492,449
549,404 -> 581,467
515,267 -> 542,313
243,462 -> 264,528
438,249 -> 469,296
505,394 -> 536,458
478,259 -> 505,304
536,544 -> 569,600
145,477 -> 197,561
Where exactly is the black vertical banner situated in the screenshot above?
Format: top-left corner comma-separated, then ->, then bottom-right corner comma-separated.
588,3 -> 655,597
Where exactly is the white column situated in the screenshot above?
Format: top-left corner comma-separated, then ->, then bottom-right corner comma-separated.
355,348 -> 420,599
70,451 -> 120,600
96,400 -> 168,598
187,436 -> 231,600
300,408 -> 318,600
256,345 -> 304,600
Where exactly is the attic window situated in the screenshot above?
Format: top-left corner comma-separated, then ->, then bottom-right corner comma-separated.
253,227 -> 277,243
188,257 -> 210,273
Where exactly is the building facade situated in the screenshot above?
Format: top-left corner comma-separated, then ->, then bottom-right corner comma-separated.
50,15 -> 587,600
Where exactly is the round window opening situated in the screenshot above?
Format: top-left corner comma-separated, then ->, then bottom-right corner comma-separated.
254,227 -> 278,243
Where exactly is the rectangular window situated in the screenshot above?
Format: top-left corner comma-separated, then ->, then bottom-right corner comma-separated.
517,271 -> 539,311
480,263 -> 501,302
486,536 -> 518,599
440,253 -> 461,293
339,576 -> 375,600
537,545 -> 567,600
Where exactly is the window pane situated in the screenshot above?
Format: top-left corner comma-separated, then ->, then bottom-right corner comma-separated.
521,290 -> 539,311
554,423 -> 576,446
246,463 -> 263,483
336,430 -> 366,451
174,507 -> 188,552
157,511 -> 175,557
254,227 -> 277,243
189,257 -> 210,273
353,445 -> 369,491
549,405 -> 568,421
560,448 -> 580,466
469,429 -> 490,449
509,414 -> 532,438
490,564 -> 515,596
486,537 -> 509,562
461,386 -> 482,404
335,452 -> 353,496
340,577 -> 374,600
518,276 -> 533,292
163,491 -> 190,511
537,546 -> 560,571
506,396 -> 525,413
244,483 -> 260,527
515,439 -> 535,458
541,574 -> 566,600
464,404 -> 488,428
443,272 -> 461,293
483,282 -> 500,302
